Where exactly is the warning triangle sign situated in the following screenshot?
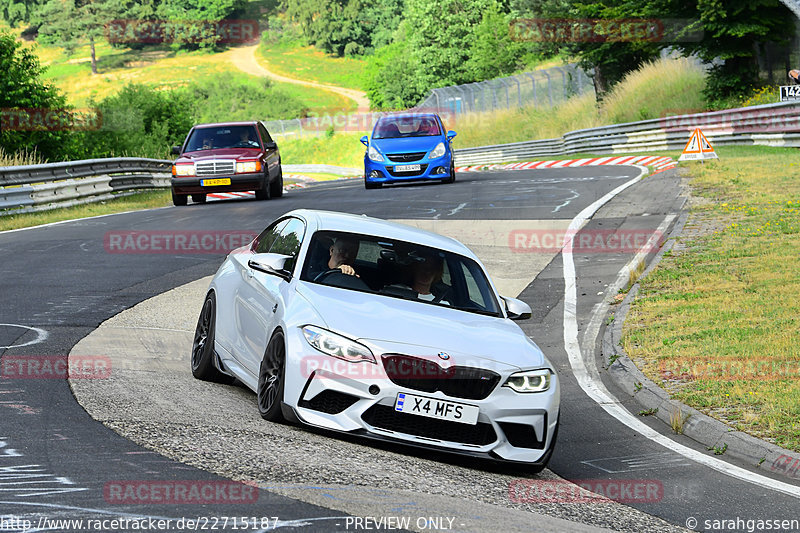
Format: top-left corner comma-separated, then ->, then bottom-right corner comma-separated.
679,128 -> 718,161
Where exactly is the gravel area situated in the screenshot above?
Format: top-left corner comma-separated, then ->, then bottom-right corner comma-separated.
70,271 -> 686,533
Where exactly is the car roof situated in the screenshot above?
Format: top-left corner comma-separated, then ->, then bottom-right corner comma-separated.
377,113 -> 439,121
192,121 -> 259,129
286,209 -> 475,258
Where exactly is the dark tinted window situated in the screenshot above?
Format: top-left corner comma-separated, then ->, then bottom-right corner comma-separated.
252,219 -> 288,254
258,123 -> 273,145
185,125 -> 260,152
300,231 -> 501,317
372,115 -> 441,139
269,218 -> 305,272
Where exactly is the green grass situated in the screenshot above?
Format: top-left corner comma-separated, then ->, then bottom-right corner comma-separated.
28,38 -> 353,115
0,190 -> 171,232
279,133 -> 365,167
257,38 -> 366,91
622,145 -> 800,451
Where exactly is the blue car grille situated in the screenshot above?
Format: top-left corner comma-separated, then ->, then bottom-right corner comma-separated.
387,164 -> 428,177
381,354 -> 500,400
387,152 -> 426,163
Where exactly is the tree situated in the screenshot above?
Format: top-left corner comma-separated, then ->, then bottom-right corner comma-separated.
0,31 -> 78,161
672,0 -> 795,102
35,0 -> 132,75
0,0 -> 47,26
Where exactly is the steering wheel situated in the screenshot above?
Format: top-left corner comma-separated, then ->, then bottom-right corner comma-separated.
314,268 -> 346,282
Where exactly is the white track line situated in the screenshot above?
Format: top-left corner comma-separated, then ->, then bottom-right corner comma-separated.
561,166 -> 800,499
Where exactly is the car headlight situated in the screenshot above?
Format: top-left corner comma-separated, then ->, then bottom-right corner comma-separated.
429,142 -> 446,159
368,145 -> 384,163
236,161 -> 261,174
302,325 -> 376,364
172,164 -> 195,176
503,369 -> 551,393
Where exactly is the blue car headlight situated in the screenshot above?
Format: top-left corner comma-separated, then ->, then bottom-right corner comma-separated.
430,142 -> 446,159
368,145 -> 385,163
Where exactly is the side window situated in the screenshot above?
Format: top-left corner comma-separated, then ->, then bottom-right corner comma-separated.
252,219 -> 288,254
258,123 -> 274,145
269,218 -> 306,272
460,261 -> 491,310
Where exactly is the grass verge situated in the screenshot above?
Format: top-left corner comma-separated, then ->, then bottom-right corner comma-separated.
622,145 -> 800,452
0,190 -> 170,232
257,39 -> 366,91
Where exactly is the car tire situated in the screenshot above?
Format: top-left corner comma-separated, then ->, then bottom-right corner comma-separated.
191,292 -> 232,383
255,174 -> 271,200
257,330 -> 286,422
365,178 -> 380,190
443,161 -> 456,184
172,190 -> 188,206
270,168 -> 284,198
191,193 -> 207,203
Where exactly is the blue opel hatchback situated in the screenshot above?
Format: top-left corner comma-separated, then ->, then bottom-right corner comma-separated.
361,113 -> 457,189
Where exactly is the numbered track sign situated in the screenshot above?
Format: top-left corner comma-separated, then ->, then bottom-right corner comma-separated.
679,128 -> 718,161
780,85 -> 800,101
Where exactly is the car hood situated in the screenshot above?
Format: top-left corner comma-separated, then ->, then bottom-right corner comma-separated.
370,136 -> 443,155
295,282 -> 545,371
177,148 -> 262,163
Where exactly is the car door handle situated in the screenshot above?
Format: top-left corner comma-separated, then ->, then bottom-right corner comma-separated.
272,303 -> 278,314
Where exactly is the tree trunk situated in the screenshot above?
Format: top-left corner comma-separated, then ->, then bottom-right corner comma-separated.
90,35 -> 97,75
592,64 -> 608,98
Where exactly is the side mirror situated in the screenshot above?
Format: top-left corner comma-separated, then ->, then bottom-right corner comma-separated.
265,141 -> 277,150
248,253 -> 293,281
360,135 -> 369,146
501,296 -> 531,321
446,130 -> 457,141
171,146 -> 181,155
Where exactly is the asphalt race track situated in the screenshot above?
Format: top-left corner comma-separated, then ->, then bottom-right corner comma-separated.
1,167 -> 799,532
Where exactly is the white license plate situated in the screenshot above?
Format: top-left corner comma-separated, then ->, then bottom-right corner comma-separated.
394,164 -> 421,172
394,393 -> 479,425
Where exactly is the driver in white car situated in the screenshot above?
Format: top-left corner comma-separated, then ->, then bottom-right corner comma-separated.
327,236 -> 359,277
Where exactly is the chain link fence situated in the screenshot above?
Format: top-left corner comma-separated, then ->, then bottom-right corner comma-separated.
265,64 -> 594,138
413,64 -> 593,115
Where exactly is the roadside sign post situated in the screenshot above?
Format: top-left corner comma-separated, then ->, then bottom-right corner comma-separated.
678,128 -> 718,162
780,85 -> 800,102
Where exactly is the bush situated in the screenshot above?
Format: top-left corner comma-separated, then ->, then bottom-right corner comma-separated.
85,84 -> 195,159
0,31 -> 81,162
182,72 -> 309,123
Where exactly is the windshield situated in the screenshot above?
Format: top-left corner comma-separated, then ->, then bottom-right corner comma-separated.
300,231 -> 502,317
185,125 -> 260,152
372,116 -> 442,139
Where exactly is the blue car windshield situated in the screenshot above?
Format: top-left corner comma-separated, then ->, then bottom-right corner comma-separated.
372,116 -> 441,139
185,126 -> 260,152
300,231 -> 502,317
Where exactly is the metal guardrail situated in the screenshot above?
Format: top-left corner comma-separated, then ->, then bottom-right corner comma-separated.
3,101 -> 799,213
454,101 -> 800,165
0,158 -> 172,213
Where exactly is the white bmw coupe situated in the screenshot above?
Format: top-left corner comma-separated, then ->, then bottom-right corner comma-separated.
192,209 -> 560,469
